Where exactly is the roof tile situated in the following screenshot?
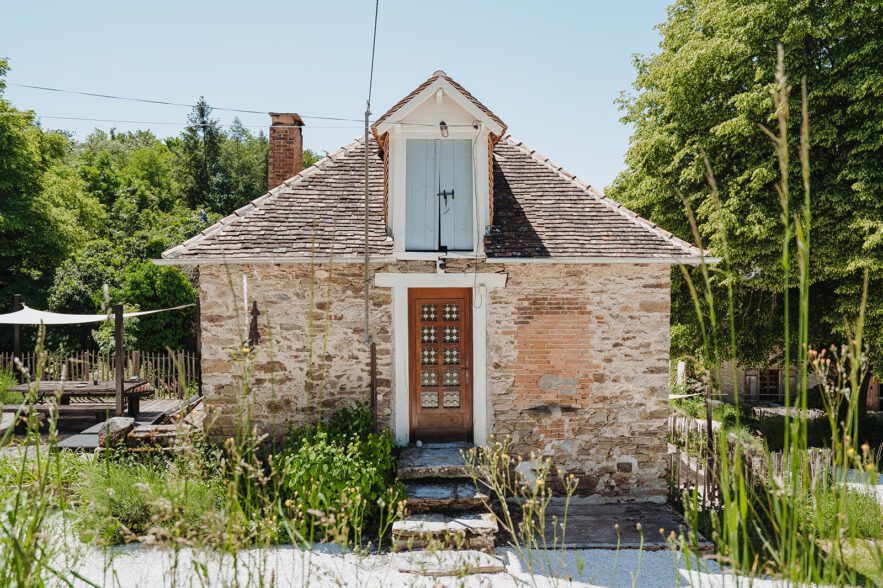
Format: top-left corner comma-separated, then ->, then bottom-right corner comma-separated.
161,136 -> 705,261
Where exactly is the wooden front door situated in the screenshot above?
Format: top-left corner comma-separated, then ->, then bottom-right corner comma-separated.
408,288 -> 473,442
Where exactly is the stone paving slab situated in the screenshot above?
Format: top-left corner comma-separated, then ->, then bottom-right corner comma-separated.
532,501 -> 707,549
395,549 -> 505,576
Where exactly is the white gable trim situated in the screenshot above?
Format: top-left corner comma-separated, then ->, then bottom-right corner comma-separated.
374,77 -> 504,137
375,271 -> 507,446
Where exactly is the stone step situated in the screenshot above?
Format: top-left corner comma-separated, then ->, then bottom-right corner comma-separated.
395,550 -> 505,576
405,481 -> 488,513
397,443 -> 473,480
392,512 -> 497,553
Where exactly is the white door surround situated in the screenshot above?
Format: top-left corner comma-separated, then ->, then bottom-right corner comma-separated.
374,271 -> 507,446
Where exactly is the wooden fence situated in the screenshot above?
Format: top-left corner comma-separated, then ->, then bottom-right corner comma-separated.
0,350 -> 199,399
668,412 -> 833,508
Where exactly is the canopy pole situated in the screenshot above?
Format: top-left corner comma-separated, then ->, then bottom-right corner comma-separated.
12,294 -> 21,360
114,304 -> 124,417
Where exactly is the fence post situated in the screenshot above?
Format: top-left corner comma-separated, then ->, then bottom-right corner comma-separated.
114,304 -> 124,417
12,294 -> 22,382
176,350 -> 184,399
195,296 -> 203,397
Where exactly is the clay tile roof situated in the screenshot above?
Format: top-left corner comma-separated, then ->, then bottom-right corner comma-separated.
161,138 -> 392,261
371,70 -> 507,137
486,136 -> 707,259
161,135 -> 707,262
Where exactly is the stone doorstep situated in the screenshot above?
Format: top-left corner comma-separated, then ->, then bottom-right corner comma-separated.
395,550 -> 505,577
393,512 -> 498,537
397,444 -> 473,480
404,481 -> 489,512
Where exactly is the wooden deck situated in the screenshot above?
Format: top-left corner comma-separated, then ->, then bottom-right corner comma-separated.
3,397 -> 198,450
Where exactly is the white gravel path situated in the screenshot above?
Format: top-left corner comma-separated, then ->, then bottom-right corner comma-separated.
46,542 -> 806,587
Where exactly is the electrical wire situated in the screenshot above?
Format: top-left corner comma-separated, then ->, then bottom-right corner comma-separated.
7,82 -> 364,122
362,0 -> 380,347
5,82 -> 482,128
367,0 -> 380,107
0,112 -> 362,129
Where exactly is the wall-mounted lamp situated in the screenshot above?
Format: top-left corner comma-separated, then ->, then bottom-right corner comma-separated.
439,121 -> 449,138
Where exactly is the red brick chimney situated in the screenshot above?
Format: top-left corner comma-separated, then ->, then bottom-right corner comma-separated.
268,112 -> 305,188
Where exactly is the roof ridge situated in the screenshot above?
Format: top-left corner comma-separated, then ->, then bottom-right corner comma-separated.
162,137 -> 365,260
499,135 -> 709,259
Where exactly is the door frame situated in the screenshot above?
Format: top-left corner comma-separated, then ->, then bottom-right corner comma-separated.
374,271 -> 507,446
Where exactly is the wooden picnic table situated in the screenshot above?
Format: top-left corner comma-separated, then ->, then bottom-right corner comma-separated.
7,379 -> 154,417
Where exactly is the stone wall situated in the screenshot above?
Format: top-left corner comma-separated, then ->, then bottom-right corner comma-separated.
198,263 -> 394,438
199,260 -> 673,501
486,264 -> 672,501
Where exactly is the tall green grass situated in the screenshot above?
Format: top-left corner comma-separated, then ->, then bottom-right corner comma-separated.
675,48 -> 883,585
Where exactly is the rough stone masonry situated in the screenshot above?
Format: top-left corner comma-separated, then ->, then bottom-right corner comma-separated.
198,261 -> 671,501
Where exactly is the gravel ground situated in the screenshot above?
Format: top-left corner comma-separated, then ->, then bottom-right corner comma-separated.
45,542 -> 813,588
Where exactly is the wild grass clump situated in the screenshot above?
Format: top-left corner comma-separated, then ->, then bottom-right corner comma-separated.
0,333 -> 83,587
465,437 -> 578,576
74,457 -> 223,546
801,488 -> 882,541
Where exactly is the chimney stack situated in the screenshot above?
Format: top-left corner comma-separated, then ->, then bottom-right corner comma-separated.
268,112 -> 305,188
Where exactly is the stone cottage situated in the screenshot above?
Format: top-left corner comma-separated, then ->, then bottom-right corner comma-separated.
159,71 -> 710,500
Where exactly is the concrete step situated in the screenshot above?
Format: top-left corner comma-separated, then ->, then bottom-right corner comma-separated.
397,443 -> 473,480
392,512 -> 497,553
405,481 -> 488,513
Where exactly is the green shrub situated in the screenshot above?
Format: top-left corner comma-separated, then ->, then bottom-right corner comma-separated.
74,459 -> 221,546
0,369 -> 22,406
323,403 -> 375,439
277,405 -> 402,543
671,395 -> 749,427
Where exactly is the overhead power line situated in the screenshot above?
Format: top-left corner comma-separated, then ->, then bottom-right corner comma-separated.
7,82 -> 365,123
362,0 -> 381,347
0,111 -> 362,129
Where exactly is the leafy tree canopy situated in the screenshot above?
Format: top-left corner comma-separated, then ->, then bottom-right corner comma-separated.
0,61 -> 319,353
611,0 -> 883,374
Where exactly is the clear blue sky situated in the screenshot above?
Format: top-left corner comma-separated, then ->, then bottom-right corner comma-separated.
2,0 -> 668,190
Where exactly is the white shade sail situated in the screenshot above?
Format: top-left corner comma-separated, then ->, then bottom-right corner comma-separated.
0,304 -> 194,325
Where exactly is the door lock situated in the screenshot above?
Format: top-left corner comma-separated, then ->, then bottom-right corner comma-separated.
438,189 -> 455,204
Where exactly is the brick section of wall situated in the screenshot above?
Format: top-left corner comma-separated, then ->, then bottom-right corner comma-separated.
487,264 -> 672,501
268,113 -> 304,188
199,263 -> 393,438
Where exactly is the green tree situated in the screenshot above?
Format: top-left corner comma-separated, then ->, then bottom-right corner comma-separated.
114,261 -> 197,352
176,97 -> 223,210
611,0 -> 883,378
215,118 -> 268,212
0,60 -> 99,338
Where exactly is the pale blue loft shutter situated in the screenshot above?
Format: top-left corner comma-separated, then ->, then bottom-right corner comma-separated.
405,138 -> 473,251
405,139 -> 438,250
439,139 -> 473,250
